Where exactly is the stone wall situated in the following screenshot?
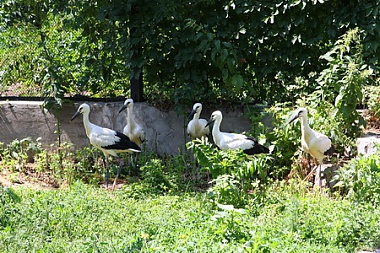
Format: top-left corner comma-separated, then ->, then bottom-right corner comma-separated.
0,100 -> 265,156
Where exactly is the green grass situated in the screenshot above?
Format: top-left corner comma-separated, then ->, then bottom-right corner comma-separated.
0,181 -> 379,253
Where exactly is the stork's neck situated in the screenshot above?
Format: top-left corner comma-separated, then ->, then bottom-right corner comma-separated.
127,105 -> 134,115
193,111 -> 200,120
82,112 -> 92,138
299,116 -> 312,137
212,118 -> 222,143
127,106 -> 137,125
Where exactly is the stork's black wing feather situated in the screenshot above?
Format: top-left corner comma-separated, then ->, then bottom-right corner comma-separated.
324,144 -> 335,156
244,136 -> 270,155
102,132 -> 141,151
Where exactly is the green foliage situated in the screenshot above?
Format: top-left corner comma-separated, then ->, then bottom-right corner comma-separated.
0,181 -> 379,252
0,139 -> 105,186
187,138 -> 273,186
2,0 -> 380,109
241,195 -> 380,253
333,151 -> 380,206
0,186 -> 20,229
265,103 -> 299,176
139,158 -> 174,193
207,175 -> 248,207
316,28 -> 371,137
363,85 -> 380,117
210,203 -> 249,243
36,143 -> 104,186
0,137 -> 42,171
186,137 -> 274,207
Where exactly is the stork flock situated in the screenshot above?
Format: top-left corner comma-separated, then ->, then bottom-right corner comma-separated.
71,101 -> 334,189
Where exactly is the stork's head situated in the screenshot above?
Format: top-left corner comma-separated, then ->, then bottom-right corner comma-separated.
71,103 -> 90,121
288,107 -> 308,124
119,98 -> 134,113
189,103 -> 203,119
205,110 -> 222,127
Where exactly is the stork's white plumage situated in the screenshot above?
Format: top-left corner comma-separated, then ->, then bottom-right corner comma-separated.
187,103 -> 210,140
118,98 -> 145,172
205,110 -> 269,155
71,103 -> 141,187
288,107 -> 334,187
119,98 -> 145,146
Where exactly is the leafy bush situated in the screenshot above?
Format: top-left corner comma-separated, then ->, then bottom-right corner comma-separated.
315,28 -> 371,137
139,158 -> 174,193
333,151 -> 380,206
36,143 -> 104,186
0,139 -> 107,187
362,85 -> 380,128
187,138 -> 273,186
210,203 -> 249,243
0,23 -> 45,96
207,175 -> 247,207
186,137 -> 275,208
0,137 -> 42,171
0,186 -> 20,229
2,1 -> 380,110
265,103 -> 299,177
363,86 -> 380,113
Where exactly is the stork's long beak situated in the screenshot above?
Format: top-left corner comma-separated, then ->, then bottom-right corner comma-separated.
205,118 -> 214,128
188,109 -> 196,120
287,114 -> 299,124
118,104 -> 127,114
71,111 -> 81,121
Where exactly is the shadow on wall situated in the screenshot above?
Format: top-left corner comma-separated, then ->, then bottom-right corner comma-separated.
0,100 -> 260,156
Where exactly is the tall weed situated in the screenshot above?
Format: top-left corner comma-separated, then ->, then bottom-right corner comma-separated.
316,28 -> 371,137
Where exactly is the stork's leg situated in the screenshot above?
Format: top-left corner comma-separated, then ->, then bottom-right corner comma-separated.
127,153 -> 139,176
314,164 -> 322,191
134,153 -> 138,168
133,152 -> 140,170
304,165 -> 317,181
104,155 -> 110,188
124,153 -> 132,176
112,156 -> 123,189
130,153 -> 134,175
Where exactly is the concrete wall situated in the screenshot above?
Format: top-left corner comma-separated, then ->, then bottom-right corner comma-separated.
0,100 -> 264,156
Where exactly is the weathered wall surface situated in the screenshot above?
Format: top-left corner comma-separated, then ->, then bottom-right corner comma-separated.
0,100 -> 265,155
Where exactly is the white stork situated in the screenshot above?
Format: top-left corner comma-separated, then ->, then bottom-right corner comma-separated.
187,103 -> 210,140
118,98 -> 145,170
71,103 -> 141,188
205,110 -> 269,155
288,107 -> 335,188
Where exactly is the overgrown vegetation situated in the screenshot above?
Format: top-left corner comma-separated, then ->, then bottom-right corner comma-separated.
1,0 -> 380,251
1,1 -> 379,110
0,100 -> 380,251
0,179 -> 379,252
0,108 -> 378,252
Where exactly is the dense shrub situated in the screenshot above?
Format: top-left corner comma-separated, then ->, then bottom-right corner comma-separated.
334,151 -> 380,206
1,1 -> 379,112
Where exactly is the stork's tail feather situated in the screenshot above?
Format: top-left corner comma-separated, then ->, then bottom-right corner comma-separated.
104,132 -> 142,152
243,144 -> 270,155
324,145 -> 336,156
